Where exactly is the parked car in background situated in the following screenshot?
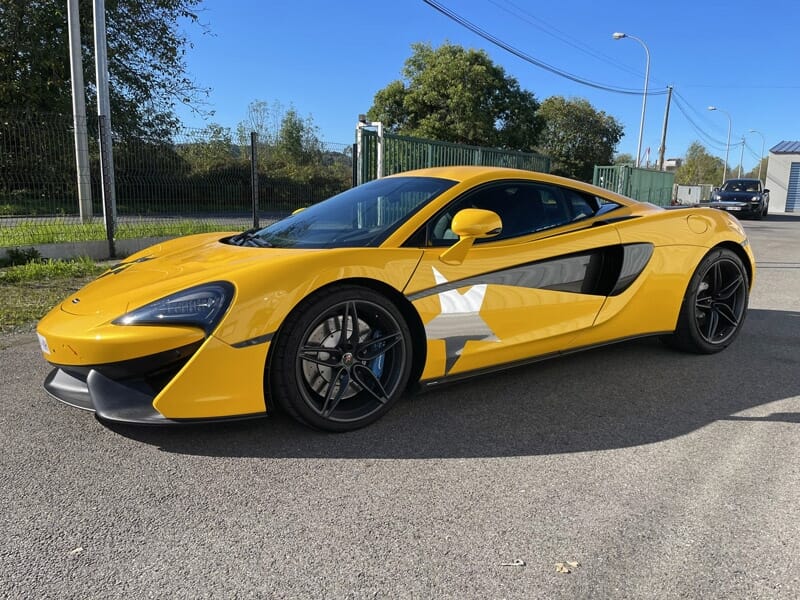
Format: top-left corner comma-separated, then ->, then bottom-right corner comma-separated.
704,178 -> 769,219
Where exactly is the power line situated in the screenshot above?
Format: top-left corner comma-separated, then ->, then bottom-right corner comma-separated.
487,0 -> 646,80
671,92 -> 731,152
421,0 -> 668,96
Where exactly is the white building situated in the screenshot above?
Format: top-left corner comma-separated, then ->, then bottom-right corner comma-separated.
765,141 -> 800,212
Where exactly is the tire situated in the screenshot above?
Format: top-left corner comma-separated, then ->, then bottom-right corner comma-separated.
270,285 -> 413,431
662,248 -> 749,354
762,202 -> 768,218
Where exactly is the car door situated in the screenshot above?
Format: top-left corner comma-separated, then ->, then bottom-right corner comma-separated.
403,179 -> 624,381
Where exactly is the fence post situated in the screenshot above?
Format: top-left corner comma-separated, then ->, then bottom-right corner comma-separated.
250,131 -> 259,229
97,114 -> 115,258
67,0 -> 93,223
351,143 -> 358,187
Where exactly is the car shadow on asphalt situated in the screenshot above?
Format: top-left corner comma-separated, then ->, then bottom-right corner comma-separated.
108,308 -> 800,459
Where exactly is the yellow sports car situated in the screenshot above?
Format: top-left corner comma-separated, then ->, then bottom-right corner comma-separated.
37,167 -> 755,431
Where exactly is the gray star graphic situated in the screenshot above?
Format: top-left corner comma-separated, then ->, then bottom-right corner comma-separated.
424,268 -> 499,374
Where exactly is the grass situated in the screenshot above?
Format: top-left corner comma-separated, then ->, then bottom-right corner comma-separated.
0,219 -> 241,247
0,258 -> 108,334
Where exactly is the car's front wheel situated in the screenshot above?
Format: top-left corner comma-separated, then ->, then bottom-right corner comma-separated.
663,248 -> 749,354
270,285 -> 413,431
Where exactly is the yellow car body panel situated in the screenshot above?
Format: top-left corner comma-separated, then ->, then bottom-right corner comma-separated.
409,224 -> 622,380
153,336 -> 270,419
37,309 -> 205,366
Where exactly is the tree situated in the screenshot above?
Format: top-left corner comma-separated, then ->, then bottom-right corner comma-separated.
367,42 -> 542,151
613,152 -> 635,166
744,156 -> 769,181
235,99 -> 285,148
675,142 -> 725,185
0,0 -> 208,139
235,100 -> 330,181
536,96 -> 623,182
177,124 -> 237,173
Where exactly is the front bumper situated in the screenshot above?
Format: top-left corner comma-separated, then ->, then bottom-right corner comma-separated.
45,367 -> 176,424
705,201 -> 762,216
40,334 -> 272,424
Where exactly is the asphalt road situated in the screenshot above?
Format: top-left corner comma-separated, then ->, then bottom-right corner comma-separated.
2,214 -> 799,599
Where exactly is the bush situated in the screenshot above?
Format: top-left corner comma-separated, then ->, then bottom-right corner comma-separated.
0,246 -> 41,267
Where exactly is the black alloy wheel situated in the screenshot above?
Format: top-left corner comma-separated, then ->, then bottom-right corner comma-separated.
271,286 -> 412,431
663,248 -> 749,354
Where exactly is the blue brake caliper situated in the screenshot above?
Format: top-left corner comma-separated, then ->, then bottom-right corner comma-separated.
368,330 -> 385,378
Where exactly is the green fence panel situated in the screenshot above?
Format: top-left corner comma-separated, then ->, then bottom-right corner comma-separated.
593,165 -> 674,207
360,130 -> 550,182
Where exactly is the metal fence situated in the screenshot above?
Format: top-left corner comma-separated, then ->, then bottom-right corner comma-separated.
0,113 -> 353,248
592,165 -> 675,207
2,113 -> 552,253
358,129 -> 550,184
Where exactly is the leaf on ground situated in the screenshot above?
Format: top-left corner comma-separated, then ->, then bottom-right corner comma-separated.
555,560 -> 580,573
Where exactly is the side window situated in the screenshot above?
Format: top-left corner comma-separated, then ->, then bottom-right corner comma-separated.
427,182 -> 571,246
536,185 -> 571,229
563,189 -> 602,221
419,181 -> 621,248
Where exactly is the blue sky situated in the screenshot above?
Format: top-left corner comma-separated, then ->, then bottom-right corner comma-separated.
175,0 -> 800,172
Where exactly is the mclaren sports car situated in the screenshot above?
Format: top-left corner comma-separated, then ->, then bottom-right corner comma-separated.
37,166 -> 755,431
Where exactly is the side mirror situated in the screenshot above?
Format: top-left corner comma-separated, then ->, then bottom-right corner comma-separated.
440,209 -> 502,265
763,189 -> 770,194
450,208 -> 503,238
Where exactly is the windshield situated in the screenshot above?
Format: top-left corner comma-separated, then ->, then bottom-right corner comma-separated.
721,180 -> 759,193
228,176 -> 456,249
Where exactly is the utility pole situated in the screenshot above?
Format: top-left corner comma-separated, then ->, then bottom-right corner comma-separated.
738,136 -> 745,178
93,0 -> 117,253
657,85 -> 673,171
67,0 -> 92,222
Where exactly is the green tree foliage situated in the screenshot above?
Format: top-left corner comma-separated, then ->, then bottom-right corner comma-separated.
743,156 -> 769,181
0,0 -> 207,139
177,124 -> 238,173
367,42 -> 542,151
275,109 -> 323,168
235,100 -> 348,185
675,142 -> 726,185
536,96 -> 623,182
613,152 -> 635,166
167,101 -> 352,211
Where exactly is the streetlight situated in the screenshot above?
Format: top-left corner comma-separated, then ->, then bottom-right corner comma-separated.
613,32 -> 650,168
708,106 -> 731,186
748,129 -> 766,183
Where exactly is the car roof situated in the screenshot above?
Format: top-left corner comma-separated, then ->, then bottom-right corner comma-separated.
385,166 -> 636,205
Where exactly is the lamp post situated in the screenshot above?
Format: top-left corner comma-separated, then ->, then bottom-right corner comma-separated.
748,129 -> 766,183
613,32 -> 650,168
738,135 -> 745,178
708,106 -> 731,186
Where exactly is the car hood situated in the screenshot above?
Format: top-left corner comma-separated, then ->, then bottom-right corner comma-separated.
59,233 -> 309,318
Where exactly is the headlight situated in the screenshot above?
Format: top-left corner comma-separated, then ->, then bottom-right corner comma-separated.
751,196 -> 760,201
113,282 -> 234,334
713,194 -> 721,201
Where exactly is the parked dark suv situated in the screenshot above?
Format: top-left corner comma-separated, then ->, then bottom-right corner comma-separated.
704,178 -> 769,219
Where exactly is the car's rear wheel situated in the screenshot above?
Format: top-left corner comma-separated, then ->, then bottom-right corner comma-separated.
663,248 -> 749,354
270,285 -> 412,431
